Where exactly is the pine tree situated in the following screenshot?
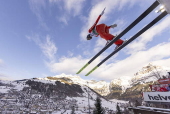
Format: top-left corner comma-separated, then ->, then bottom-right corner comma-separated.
93,96 -> 105,114
116,103 -> 121,114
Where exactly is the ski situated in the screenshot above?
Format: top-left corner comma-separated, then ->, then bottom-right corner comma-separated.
76,1 -> 159,74
85,11 -> 168,76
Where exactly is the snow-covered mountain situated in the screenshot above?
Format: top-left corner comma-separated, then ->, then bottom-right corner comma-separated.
37,64 -> 170,97
38,73 -> 110,96
131,63 -> 170,85
110,76 -> 132,92
110,63 -> 170,90
106,63 -> 170,102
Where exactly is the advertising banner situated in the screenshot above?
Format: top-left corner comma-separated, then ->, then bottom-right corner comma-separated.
158,78 -> 170,84
143,92 -> 170,102
150,84 -> 169,92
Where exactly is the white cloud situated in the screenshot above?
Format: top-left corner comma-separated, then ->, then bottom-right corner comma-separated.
153,58 -> 170,68
26,32 -> 169,81
48,56 -> 83,73
26,34 -> 41,45
49,0 -> 85,25
46,42 -> 170,81
67,51 -> 74,57
29,0 -> 49,30
26,35 -> 57,63
95,42 -> 170,80
63,0 -> 85,16
26,34 -> 105,76
29,0 -> 85,26
58,15 -> 69,25
126,16 -> 170,54
40,36 -> 57,62
47,53 -> 105,75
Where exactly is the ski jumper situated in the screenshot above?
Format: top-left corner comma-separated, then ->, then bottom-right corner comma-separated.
88,15 -> 123,45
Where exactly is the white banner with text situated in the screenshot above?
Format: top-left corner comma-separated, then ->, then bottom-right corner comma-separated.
143,92 -> 170,102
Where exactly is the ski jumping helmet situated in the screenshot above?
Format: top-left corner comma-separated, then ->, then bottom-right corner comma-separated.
87,34 -> 92,40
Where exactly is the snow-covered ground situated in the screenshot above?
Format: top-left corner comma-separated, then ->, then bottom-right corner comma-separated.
0,80 -> 29,92
0,86 -> 10,93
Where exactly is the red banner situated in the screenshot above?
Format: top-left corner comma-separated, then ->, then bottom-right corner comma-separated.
150,84 -> 169,92
158,78 -> 170,84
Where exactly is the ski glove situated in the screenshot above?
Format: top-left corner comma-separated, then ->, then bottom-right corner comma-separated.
110,24 -> 117,28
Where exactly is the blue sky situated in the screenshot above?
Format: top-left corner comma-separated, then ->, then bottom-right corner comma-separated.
0,0 -> 170,81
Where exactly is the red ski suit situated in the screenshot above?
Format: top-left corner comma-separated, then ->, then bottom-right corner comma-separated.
88,15 -> 123,45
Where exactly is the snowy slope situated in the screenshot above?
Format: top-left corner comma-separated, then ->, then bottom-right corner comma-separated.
0,79 -> 128,114
0,80 -> 28,92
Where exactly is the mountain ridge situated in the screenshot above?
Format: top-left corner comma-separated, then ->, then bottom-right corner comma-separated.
37,63 -> 170,97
